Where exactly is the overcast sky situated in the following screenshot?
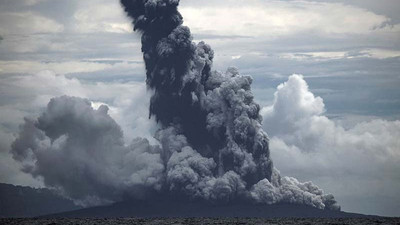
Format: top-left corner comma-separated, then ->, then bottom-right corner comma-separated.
0,0 -> 399,217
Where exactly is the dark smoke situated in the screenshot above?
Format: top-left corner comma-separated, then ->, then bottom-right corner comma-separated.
10,0 -> 339,210
120,0 -> 272,189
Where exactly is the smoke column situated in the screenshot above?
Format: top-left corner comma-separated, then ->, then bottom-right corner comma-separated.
11,0 -> 339,210
120,0 -> 273,189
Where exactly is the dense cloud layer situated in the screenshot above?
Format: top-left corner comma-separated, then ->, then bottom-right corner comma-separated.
10,0 -> 338,210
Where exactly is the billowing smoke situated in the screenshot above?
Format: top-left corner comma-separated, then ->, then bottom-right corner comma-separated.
11,96 -> 164,206
11,0 -> 339,210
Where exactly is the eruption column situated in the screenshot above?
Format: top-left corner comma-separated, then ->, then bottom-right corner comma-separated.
11,0 -> 339,210
120,0 -> 273,189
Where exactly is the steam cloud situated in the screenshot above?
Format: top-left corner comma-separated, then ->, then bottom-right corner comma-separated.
11,0 -> 339,210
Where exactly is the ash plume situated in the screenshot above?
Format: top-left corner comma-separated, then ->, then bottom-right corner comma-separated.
11,0 -> 339,211
120,0 -> 272,190
11,96 -> 164,206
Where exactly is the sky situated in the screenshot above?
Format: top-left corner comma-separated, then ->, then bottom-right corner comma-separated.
0,0 -> 399,217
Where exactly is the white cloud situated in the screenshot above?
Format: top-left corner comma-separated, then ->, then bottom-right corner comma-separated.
23,0 -> 48,6
261,74 -> 400,216
359,48 -> 400,59
0,34 -> 81,53
180,0 -> 395,38
279,52 -> 348,61
278,49 -> 400,61
0,60 -> 143,76
0,12 -> 63,35
73,1 -> 132,33
262,74 -> 325,137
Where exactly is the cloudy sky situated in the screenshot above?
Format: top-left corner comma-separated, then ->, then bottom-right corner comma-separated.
0,0 -> 399,217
